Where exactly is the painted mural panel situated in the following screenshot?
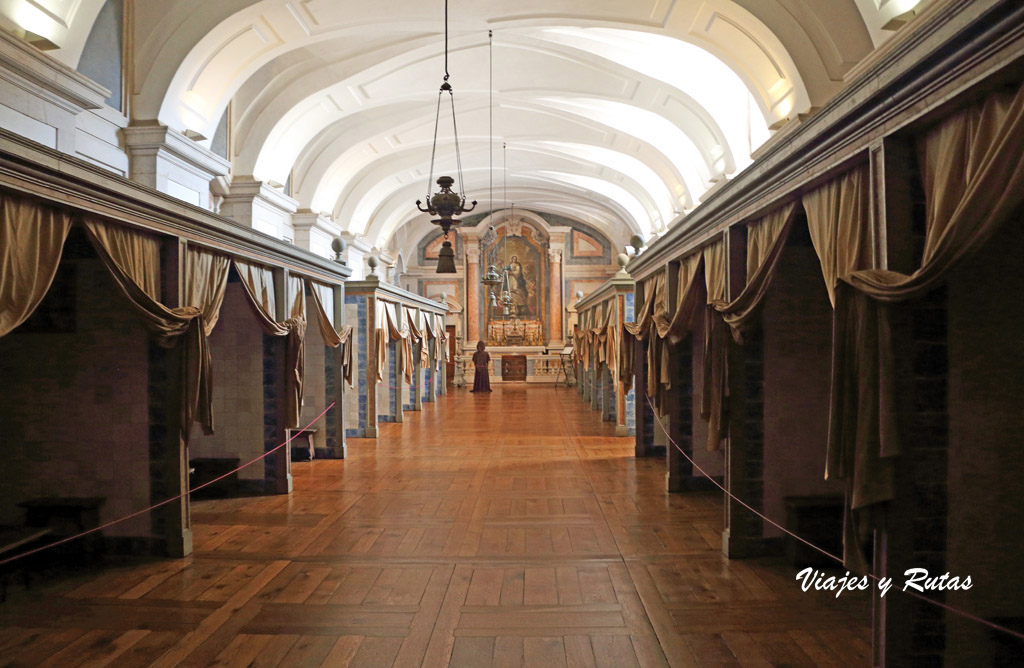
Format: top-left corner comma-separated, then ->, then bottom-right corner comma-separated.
485,227 -> 546,346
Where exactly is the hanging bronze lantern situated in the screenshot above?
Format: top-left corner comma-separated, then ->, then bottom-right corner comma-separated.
414,1 -> 476,274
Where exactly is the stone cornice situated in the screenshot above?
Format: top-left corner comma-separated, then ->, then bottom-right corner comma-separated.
0,28 -> 109,114
629,0 -> 1024,280
292,211 -> 342,236
575,274 -> 634,314
0,128 -> 351,284
340,232 -> 374,253
346,277 -> 448,314
122,124 -> 231,178
224,176 -> 300,213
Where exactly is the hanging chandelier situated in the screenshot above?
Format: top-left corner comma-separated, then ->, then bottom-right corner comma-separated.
498,202 -> 516,316
480,30 -> 502,301
416,0 -> 476,273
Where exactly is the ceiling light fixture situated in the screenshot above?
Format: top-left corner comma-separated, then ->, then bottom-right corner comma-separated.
481,29 -> 503,297
417,0 -> 476,273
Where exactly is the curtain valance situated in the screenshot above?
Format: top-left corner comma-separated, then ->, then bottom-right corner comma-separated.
375,300 -> 413,384
84,218 -> 228,440
234,258 -> 305,429
824,82 -> 1024,568
0,194 -> 73,337
307,279 -> 354,387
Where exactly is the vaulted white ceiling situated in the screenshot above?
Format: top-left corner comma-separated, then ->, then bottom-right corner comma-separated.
7,0 -> 926,251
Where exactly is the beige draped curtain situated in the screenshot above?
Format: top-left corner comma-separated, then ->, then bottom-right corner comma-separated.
307,279 -> 354,387
697,204 -> 799,451
803,165 -> 874,307
823,83 -> 1024,568
722,202 -> 798,340
185,247 -> 230,336
0,194 -> 74,337
423,312 -> 447,371
796,164 -> 881,569
84,219 -> 228,440
699,241 -> 728,450
663,252 -> 704,346
376,301 -> 413,385
623,273 -> 668,408
407,309 -> 430,368
588,302 -> 617,378
233,258 -> 305,429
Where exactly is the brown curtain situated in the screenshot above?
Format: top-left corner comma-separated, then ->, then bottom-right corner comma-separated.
185,246 -> 230,336
663,251 -> 704,346
699,241 -> 728,450
722,202 -> 798,340
800,165 -> 877,569
408,309 -> 430,369
0,194 -> 73,337
83,218 -> 219,440
826,83 -> 1024,568
699,204 -> 798,451
233,258 -> 305,429
423,312 -> 447,370
803,165 -> 873,307
307,279 -> 354,387
378,302 -> 413,385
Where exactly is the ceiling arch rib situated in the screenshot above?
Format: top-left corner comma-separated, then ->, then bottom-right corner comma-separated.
342,144 -> 661,245
525,26 -> 770,167
243,33 -> 740,189
150,0 -> 825,143
294,97 -> 695,223
135,0 -> 887,256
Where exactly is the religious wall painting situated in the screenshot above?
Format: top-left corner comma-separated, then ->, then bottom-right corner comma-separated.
485,226 -> 546,346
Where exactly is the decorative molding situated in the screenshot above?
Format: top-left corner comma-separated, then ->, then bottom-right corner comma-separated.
223,176 -> 300,214
0,28 -> 109,114
122,124 -> 231,180
0,127 -> 351,285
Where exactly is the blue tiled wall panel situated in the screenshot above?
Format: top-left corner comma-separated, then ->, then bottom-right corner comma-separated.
345,295 -> 369,436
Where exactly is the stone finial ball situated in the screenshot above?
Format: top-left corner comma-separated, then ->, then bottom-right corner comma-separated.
331,237 -> 347,254
617,253 -> 630,268
367,255 -> 379,269
629,234 -> 645,251
575,290 -> 584,300
440,292 -> 448,301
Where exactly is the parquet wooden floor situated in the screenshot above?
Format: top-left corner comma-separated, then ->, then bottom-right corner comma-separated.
0,386 -> 870,667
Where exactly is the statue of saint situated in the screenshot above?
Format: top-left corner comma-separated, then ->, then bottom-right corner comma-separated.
508,255 -> 530,316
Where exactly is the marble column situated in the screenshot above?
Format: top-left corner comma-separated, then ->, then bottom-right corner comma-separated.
548,245 -> 564,346
465,239 -> 481,345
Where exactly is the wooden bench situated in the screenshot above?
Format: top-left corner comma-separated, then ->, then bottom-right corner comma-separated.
0,526 -> 53,602
18,497 -> 105,534
287,428 -> 319,462
190,458 -> 240,499
783,495 -> 844,568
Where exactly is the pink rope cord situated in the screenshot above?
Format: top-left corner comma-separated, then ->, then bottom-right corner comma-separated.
0,402 -> 334,568
643,394 -> 1024,643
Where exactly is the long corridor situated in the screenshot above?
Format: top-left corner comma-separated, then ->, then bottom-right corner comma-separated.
0,386 -> 869,667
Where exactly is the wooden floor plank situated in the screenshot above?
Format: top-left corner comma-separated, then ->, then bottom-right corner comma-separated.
0,387 -> 870,668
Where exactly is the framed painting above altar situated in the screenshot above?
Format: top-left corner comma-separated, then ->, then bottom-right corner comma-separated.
485,227 -> 545,346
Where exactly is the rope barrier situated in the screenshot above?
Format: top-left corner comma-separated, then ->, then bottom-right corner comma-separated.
643,394 -> 1024,643
0,402 -> 335,569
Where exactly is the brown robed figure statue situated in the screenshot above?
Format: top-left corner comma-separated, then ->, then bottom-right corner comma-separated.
470,340 -> 492,393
